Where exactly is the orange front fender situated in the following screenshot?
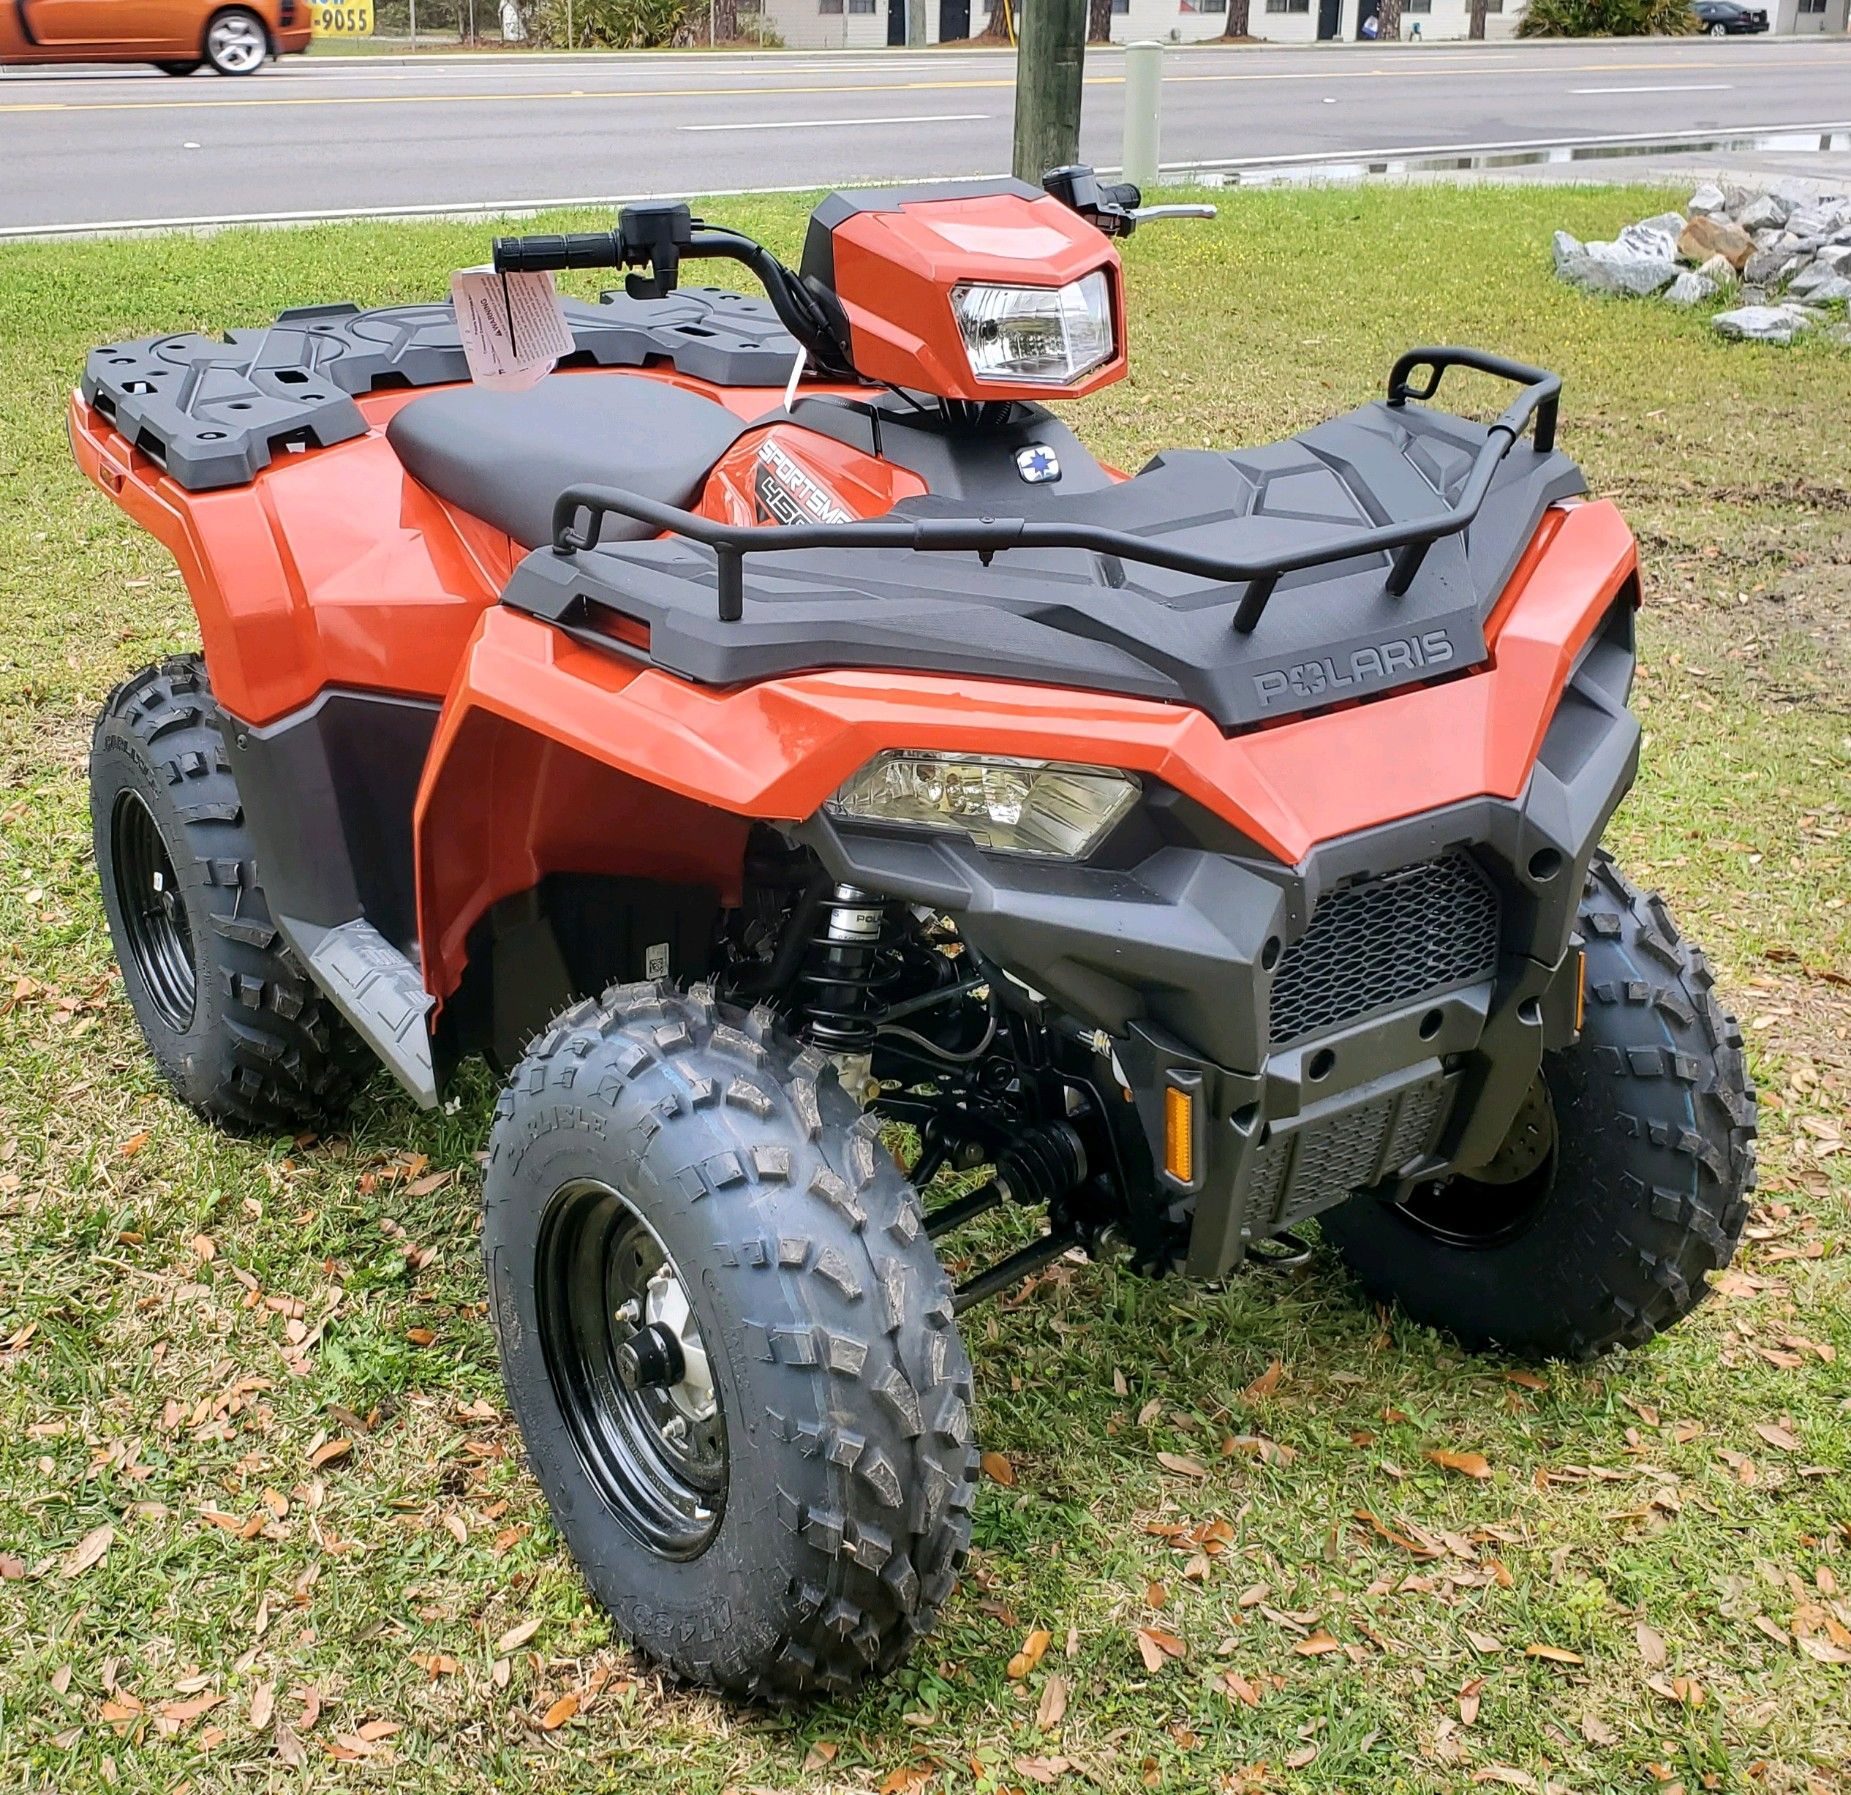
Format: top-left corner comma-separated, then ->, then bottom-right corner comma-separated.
414,500 -> 1636,1005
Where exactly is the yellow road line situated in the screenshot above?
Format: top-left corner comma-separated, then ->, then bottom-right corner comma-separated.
0,56 -> 1837,114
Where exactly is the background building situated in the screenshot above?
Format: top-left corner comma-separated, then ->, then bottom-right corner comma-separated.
749,0 -> 1846,49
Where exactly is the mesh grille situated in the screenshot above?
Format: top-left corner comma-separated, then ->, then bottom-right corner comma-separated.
1269,852 -> 1499,1046
1247,1081 -> 1449,1233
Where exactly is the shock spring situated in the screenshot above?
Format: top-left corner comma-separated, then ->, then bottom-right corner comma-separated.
798,884 -> 899,1052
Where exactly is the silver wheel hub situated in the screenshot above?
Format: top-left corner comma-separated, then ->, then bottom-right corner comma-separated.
209,14 -> 265,70
642,1263 -> 715,1427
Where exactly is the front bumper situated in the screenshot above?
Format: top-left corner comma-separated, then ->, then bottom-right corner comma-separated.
804,597 -> 1639,1278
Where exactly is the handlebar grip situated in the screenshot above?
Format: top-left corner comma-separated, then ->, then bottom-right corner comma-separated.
1102,180 -> 1141,210
491,231 -> 621,274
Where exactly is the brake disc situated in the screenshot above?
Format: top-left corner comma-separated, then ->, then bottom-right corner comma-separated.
1471,1073 -> 1558,1186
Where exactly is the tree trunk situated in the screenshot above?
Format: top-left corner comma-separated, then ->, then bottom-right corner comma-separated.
1012,0 -> 1085,181
1222,0 -> 1251,35
1468,0 -> 1486,35
1375,0 -> 1401,36
981,0 -> 1013,40
1087,0 -> 1113,42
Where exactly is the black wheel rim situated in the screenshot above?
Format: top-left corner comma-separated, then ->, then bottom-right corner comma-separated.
534,1180 -> 726,1559
111,789 -> 197,1032
1391,1074 -> 1558,1251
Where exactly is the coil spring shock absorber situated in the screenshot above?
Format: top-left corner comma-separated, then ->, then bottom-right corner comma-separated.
799,884 -> 898,1054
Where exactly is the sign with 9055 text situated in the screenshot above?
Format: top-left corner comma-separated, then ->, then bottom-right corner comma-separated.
308,1 -> 373,35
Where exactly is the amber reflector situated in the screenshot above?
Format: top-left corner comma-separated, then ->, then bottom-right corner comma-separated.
1164,1086 -> 1194,1184
1574,949 -> 1587,1032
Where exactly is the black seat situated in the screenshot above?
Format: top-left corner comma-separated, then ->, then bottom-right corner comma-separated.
386,373 -> 753,550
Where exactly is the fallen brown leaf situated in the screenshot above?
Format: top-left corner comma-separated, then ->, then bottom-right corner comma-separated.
1222,1670 -> 1262,1708
1241,1359 -> 1283,1403
1036,1672 -> 1069,1730
1635,1622 -> 1667,1668
1135,1626 -> 1186,1672
1427,1450 -> 1492,1480
249,1682 -> 275,1730
308,1439 -> 352,1471
879,1760 -> 940,1794
1295,1631 -> 1342,1657
62,1524 -> 113,1579
1156,1452 -> 1207,1480
494,1618 -> 543,1656
1007,1628 -> 1052,1680
538,1693 -> 578,1731
802,1739 -> 838,1772
979,1450 -> 1015,1487
1523,1643 -> 1583,1664
1459,1676 -> 1484,1725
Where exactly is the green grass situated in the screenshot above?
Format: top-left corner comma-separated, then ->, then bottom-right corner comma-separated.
1,185 -> 1847,1795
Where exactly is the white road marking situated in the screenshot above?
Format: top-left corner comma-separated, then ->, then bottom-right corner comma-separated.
1570,83 -> 1733,94
681,112 -> 988,131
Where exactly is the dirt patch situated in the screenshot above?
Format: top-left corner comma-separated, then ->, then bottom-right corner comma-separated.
1745,558 -> 1851,712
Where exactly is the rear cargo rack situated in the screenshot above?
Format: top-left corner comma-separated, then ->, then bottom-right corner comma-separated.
551,346 -> 1560,633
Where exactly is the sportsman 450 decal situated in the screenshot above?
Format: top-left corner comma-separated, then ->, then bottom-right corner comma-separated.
1254,630 -> 1457,708
754,439 -> 853,528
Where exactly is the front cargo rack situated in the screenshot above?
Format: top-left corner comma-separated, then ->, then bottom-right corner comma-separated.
550,347 -> 1561,633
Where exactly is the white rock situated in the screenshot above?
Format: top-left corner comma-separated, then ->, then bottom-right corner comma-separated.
1619,216 -> 1684,260
1788,262 -> 1834,296
1809,276 -> 1851,304
1711,304 -> 1815,344
1687,182 -> 1727,217
1696,254 -> 1739,287
1816,245 -> 1851,275
1738,194 -> 1791,232
1553,232 -> 1679,297
1665,271 -> 1717,307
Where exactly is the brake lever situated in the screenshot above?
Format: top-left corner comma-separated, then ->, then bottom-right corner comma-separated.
1126,204 -> 1219,226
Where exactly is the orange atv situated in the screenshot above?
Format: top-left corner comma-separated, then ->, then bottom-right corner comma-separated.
74,171 -> 1755,1699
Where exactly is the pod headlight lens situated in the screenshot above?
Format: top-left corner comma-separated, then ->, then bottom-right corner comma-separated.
950,272 -> 1115,386
826,752 -> 1138,859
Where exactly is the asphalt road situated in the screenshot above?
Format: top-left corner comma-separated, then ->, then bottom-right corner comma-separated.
2,37 -> 1847,233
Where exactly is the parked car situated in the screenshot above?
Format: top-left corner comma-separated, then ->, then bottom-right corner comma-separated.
0,0 -> 311,74
1692,0 -> 1770,31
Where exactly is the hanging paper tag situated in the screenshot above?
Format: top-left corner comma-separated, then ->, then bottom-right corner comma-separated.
449,266 -> 574,392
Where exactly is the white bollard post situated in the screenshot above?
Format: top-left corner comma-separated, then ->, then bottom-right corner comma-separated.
1122,40 -> 1163,193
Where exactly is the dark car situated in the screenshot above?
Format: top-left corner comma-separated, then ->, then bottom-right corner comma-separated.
1692,0 -> 1770,31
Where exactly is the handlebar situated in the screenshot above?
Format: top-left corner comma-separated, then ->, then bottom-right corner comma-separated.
491,203 -> 855,379
490,230 -> 623,274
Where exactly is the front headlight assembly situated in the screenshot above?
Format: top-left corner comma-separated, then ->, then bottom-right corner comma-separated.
950,271 -> 1115,386
825,752 -> 1139,859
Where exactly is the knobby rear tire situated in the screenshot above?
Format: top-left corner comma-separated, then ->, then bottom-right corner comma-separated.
483,982 -> 977,1700
1321,852 -> 1756,1359
90,656 -> 371,1132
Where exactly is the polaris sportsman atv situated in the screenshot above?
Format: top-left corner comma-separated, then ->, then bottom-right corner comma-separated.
75,170 -> 1755,1699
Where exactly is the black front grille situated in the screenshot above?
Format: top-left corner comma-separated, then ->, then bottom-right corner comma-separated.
1247,1078 -> 1450,1232
1268,852 -> 1499,1046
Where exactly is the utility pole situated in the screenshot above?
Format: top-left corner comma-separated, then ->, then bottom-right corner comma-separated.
907,0 -> 926,47
1012,0 -> 1086,185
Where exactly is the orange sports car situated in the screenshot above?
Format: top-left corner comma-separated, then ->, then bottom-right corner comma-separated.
0,0 -> 311,74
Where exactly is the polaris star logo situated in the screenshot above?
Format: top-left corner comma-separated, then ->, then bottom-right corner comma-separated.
1015,444 -> 1060,484
1253,630 -> 1456,708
